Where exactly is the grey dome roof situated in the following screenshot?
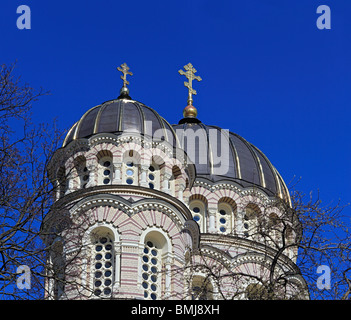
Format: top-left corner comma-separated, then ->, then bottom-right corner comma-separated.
172,122 -> 290,202
62,97 -> 289,203
63,99 -> 178,148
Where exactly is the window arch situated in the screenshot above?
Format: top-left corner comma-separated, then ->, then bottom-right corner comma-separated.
189,200 -> 206,233
217,201 -> 236,234
56,166 -> 66,199
243,204 -> 261,239
90,227 -> 115,298
97,151 -> 113,185
147,162 -> 160,190
122,150 -> 139,186
73,156 -> 89,189
169,165 -> 182,197
140,229 -> 171,300
267,213 -> 282,246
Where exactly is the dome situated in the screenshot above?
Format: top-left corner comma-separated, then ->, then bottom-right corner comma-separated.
63,98 -> 179,148
172,121 -> 290,202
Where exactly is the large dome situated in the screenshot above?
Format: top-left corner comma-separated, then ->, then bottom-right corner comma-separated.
172,121 -> 290,202
62,98 -> 178,148
62,96 -> 289,203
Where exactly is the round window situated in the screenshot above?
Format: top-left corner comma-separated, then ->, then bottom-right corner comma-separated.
103,161 -> 111,167
103,169 -> 110,176
126,169 -> 134,176
193,215 -> 200,222
94,289 -> 101,296
193,207 -> 200,213
148,174 -> 155,181
220,218 -> 226,224
220,210 -> 226,215
220,226 -> 226,233
126,178 -> 133,185
103,178 -> 110,184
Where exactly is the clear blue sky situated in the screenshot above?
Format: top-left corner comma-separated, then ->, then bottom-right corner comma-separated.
1,0 -> 350,211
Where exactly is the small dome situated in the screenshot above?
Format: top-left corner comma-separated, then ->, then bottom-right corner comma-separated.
63,99 -> 179,148
172,122 -> 290,202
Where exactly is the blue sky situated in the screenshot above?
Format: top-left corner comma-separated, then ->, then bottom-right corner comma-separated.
1,0 -> 350,211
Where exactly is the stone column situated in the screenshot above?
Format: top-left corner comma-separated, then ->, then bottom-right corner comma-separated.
208,208 -> 217,233
140,165 -> 149,188
162,173 -> 172,194
178,183 -> 185,202
112,163 -> 122,184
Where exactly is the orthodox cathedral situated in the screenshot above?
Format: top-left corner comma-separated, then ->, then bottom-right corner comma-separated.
42,63 -> 309,300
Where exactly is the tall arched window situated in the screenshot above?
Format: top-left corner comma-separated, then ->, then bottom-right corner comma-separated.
140,230 -> 171,300
98,154 -> 113,185
122,150 -> 139,186
169,166 -> 181,197
267,213 -> 282,246
74,156 -> 89,189
91,228 -> 115,298
243,204 -> 260,239
189,200 -> 206,233
147,163 -> 160,190
217,202 -> 234,234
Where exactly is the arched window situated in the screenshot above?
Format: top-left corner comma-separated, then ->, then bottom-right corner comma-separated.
191,275 -> 213,300
147,163 -> 160,190
57,167 -> 66,199
267,213 -> 281,246
169,166 -> 182,197
74,156 -> 89,189
189,200 -> 206,233
91,228 -> 115,298
122,150 -> 139,186
141,230 -> 171,300
243,204 -> 260,239
98,155 -> 113,185
217,202 -> 235,234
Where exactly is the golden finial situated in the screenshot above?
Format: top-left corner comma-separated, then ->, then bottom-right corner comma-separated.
117,63 -> 133,99
178,63 -> 202,118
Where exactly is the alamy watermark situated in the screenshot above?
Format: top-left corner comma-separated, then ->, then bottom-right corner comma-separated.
316,5 -> 331,30
316,265 -> 331,290
16,265 -> 31,290
16,5 -> 31,30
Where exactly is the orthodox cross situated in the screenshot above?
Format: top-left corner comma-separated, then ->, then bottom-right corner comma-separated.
117,63 -> 133,87
178,63 -> 202,105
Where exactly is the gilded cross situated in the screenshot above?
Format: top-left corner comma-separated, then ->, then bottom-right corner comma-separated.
117,63 -> 133,87
178,63 -> 202,105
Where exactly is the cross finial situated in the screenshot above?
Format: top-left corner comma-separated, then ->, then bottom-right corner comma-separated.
178,63 -> 202,106
117,63 -> 133,87
117,63 -> 133,99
